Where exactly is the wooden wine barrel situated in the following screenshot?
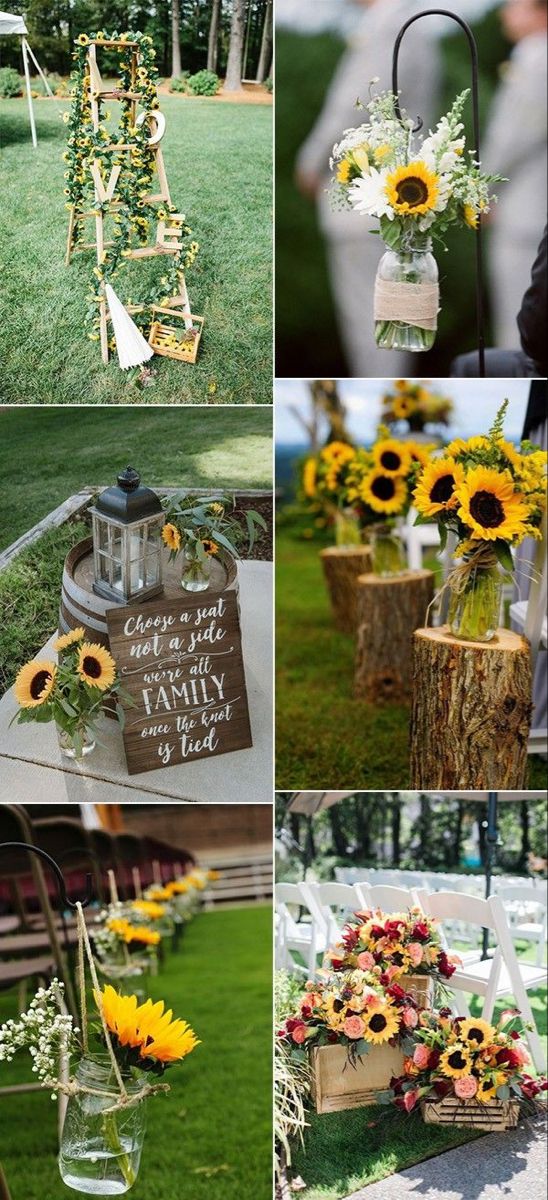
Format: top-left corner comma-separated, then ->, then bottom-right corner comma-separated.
59,537 -> 239,650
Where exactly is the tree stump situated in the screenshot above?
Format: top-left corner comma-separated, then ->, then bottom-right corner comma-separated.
319,546 -> 372,634
354,570 -> 434,703
410,626 -> 533,788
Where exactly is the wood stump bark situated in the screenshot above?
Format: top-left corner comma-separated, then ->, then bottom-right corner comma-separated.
319,546 -> 372,634
410,626 -> 532,788
354,570 -> 434,703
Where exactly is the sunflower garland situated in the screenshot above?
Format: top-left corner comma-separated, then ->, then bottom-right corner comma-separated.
63,31 -> 200,343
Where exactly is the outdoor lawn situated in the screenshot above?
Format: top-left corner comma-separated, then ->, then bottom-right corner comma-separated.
0,95 -> 272,404
275,523 -> 547,791
0,904 -> 272,1200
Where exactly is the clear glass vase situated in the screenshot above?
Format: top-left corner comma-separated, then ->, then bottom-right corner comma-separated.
181,550 -> 211,592
448,559 -> 502,643
57,723 -> 96,760
59,1057 -> 146,1195
375,232 -> 438,352
334,507 -> 362,548
370,525 -> 406,577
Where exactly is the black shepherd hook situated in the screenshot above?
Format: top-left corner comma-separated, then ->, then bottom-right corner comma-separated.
0,842 -> 93,910
392,9 -> 486,377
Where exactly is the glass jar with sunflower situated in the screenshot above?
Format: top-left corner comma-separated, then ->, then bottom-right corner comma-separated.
412,402 -> 547,642
11,628 -> 131,760
331,90 -> 502,351
161,493 -> 267,593
344,433 -> 421,576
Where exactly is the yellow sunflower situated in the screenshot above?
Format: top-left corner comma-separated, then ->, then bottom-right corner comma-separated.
372,439 -> 411,477
337,158 -> 352,184
384,942 -> 412,974
413,458 -> 465,517
463,203 -> 478,229
320,994 -> 347,1032
320,441 -> 355,465
77,643 -> 116,692
385,161 -> 440,216
439,1043 -> 473,1078
165,879 -> 190,895
455,466 -> 530,542
202,539 -> 218,556
392,396 -> 414,420
476,1072 -> 507,1103
146,887 -> 172,902
14,660 -> 57,709
124,925 -> 161,947
406,441 -> 436,471
303,458 -> 317,498
53,627 -> 86,653
361,1000 -> 400,1045
458,1017 -> 496,1050
95,985 -> 200,1064
131,900 -> 166,920
360,471 -> 407,515
162,522 -> 181,552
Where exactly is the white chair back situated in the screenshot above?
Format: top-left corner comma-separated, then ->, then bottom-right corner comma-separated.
306,881 -> 361,946
359,883 -> 424,913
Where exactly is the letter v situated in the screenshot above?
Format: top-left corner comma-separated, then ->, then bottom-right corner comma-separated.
90,160 -> 121,204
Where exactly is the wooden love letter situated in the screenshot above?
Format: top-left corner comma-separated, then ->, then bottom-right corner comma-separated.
106,591 -> 252,775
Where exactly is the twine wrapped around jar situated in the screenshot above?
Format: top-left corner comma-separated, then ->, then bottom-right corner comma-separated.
374,278 -> 440,332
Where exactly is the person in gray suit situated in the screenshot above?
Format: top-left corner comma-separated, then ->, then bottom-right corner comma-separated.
295,0 -> 440,377
483,0 -> 547,350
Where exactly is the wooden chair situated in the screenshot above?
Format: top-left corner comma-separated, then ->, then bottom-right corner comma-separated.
421,889 -> 547,1071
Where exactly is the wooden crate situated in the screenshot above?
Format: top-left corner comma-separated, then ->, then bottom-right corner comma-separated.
399,974 -> 434,1008
422,1095 -> 519,1131
310,1042 -> 404,1114
149,308 -> 204,363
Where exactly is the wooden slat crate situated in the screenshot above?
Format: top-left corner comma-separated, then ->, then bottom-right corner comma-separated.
422,1095 -> 519,1130
310,1042 -> 404,1114
399,974 -> 434,1008
149,308 -> 204,362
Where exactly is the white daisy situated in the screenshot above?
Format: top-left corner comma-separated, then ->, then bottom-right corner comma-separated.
348,168 -> 394,219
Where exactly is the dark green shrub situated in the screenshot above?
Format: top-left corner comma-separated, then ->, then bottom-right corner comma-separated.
0,67 -> 23,98
170,72 -> 190,93
187,69 -> 219,97
263,76 -> 273,93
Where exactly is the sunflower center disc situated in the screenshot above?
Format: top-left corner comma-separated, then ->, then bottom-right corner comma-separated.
369,1013 -> 387,1032
30,670 -> 52,699
430,474 -> 455,503
371,476 -> 396,501
380,451 -> 401,472
469,489 -> 505,528
83,655 -> 102,679
396,178 -> 429,207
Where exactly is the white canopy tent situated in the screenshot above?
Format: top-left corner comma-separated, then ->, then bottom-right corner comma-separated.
0,10 -> 53,147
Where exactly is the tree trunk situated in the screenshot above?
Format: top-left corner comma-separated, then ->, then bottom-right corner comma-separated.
391,800 -> 401,867
310,380 -> 352,444
453,800 -> 464,869
207,0 -> 221,72
256,0 -> 273,82
328,805 -> 348,858
355,796 -> 371,861
354,570 -> 434,703
320,547 -> 372,634
223,0 -> 246,92
171,0 -> 182,77
410,627 -> 532,788
419,794 -> 431,865
519,801 -> 530,871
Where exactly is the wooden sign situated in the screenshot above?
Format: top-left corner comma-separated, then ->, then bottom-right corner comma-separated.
106,591 -> 252,775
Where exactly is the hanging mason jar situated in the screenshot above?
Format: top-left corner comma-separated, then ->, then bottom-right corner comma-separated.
448,555 -> 503,643
334,507 -> 362,548
56,723 -> 96,760
370,524 -> 406,578
180,548 -> 211,592
59,1056 -> 146,1195
374,231 -> 439,352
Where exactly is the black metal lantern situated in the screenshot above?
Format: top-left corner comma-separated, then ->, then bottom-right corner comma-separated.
89,467 -> 164,604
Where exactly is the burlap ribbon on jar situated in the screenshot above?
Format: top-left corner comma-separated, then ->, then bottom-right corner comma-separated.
374,278 -> 440,331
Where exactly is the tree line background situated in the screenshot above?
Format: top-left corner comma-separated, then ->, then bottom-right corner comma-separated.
0,1 -> 273,86
276,794 -> 548,881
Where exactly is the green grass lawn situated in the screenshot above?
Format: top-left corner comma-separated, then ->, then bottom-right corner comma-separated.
275,523 -> 547,790
0,96 -> 272,404
0,905 -> 272,1200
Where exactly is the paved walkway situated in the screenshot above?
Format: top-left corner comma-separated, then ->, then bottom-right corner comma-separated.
344,1114 -> 547,1200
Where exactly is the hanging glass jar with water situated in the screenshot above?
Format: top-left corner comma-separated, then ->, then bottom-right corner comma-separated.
374,230 -> 439,352
59,1057 -> 146,1195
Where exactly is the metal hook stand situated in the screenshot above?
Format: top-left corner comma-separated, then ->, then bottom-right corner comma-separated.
392,9 -> 486,376
0,843 -> 93,911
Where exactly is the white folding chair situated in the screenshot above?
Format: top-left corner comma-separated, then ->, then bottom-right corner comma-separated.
421,890 -> 547,1071
275,883 -> 329,979
358,882 -> 424,913
497,884 -> 548,969
306,882 -> 362,947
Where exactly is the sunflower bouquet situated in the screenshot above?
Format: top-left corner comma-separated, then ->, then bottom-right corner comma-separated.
382,380 -> 453,433
329,908 -> 458,1000
331,90 -> 502,351
162,492 -> 267,592
413,401 -> 547,641
93,906 -> 162,982
11,627 -> 131,760
277,970 -> 420,1061
379,1008 -> 547,1123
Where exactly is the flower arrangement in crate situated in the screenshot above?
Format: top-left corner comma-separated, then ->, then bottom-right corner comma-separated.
11,627 -> 133,760
330,90 -> 502,351
381,380 -> 453,434
413,401 -> 547,642
329,907 -> 459,1008
301,432 -> 428,574
379,1008 -> 547,1129
161,492 -> 267,592
0,906 -> 199,1195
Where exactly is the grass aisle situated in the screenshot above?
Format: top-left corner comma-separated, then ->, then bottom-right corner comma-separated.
276,527 -> 547,789
0,97 -> 272,404
0,904 -> 272,1200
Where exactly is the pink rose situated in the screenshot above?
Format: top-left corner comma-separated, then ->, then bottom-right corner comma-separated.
357,951 -> 375,970
512,1040 -> 530,1067
413,1044 -> 430,1068
454,1075 -> 478,1100
407,942 -> 423,967
291,1024 -> 307,1045
403,1088 -> 420,1113
344,1015 -> 366,1040
402,1007 -> 419,1029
